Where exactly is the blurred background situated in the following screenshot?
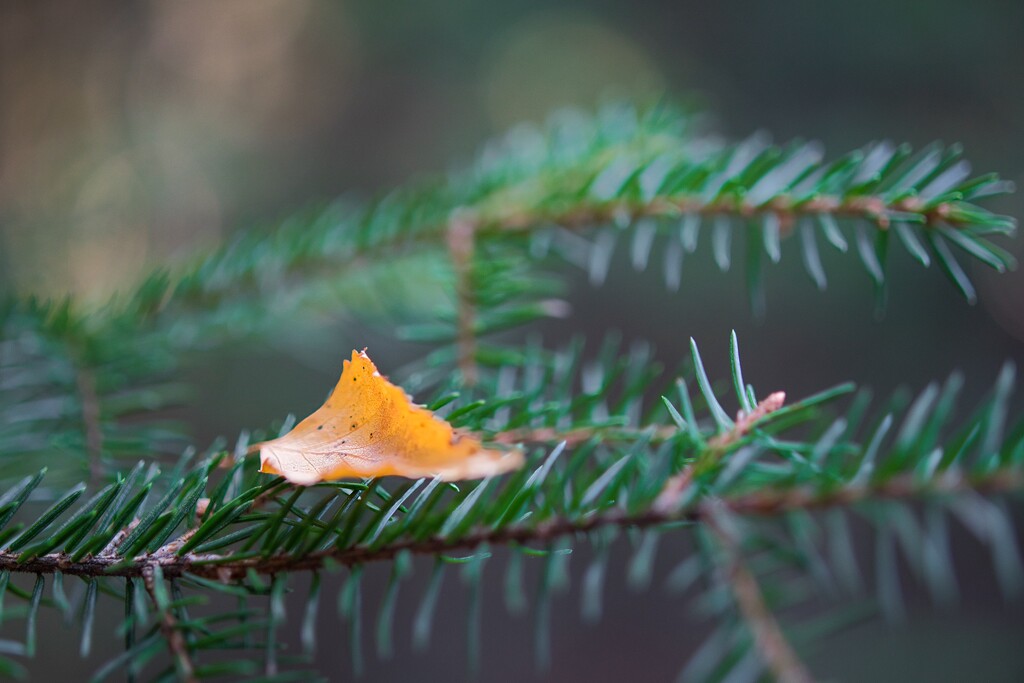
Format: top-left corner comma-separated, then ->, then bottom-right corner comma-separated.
1,0 -> 1023,680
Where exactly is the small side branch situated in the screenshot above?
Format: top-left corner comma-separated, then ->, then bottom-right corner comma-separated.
0,468 -> 1017,582
447,213 -> 478,386
705,504 -> 814,683
143,565 -> 196,683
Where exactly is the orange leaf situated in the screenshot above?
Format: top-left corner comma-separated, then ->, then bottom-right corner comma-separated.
253,350 -> 523,485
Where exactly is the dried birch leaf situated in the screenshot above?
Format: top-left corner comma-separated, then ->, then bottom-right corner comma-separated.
253,350 -> 523,485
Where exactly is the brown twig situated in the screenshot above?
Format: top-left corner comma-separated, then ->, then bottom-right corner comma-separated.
102,518 -> 140,557
154,528 -> 199,557
710,391 -> 787,450
705,502 -> 815,683
654,466 -> 697,515
0,468 -> 1017,582
143,565 -> 196,683
483,196 -> 960,235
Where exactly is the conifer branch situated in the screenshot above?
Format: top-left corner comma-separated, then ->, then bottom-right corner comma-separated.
0,103 -> 1020,681
476,195 -> 977,236
0,466 -> 1016,582
104,107 -> 1013,342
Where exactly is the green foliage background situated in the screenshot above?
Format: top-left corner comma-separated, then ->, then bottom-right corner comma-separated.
1,1 -> 1023,682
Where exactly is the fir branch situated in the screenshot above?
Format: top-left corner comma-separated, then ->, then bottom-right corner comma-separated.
0,102 -> 1021,681
0,466 -> 1016,582
473,194 -> 986,238
52,105 -> 1014,348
